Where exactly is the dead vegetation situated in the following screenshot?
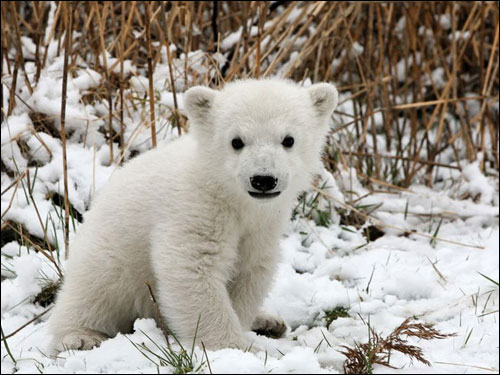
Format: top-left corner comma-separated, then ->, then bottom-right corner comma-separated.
1,2 -> 498,181
339,317 -> 456,374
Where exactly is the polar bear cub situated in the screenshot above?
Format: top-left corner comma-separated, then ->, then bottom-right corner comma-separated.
47,79 -> 338,353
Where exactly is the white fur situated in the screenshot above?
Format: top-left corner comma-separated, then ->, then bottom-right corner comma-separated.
47,79 -> 338,353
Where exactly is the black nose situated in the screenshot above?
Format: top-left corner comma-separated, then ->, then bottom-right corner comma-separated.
250,175 -> 278,192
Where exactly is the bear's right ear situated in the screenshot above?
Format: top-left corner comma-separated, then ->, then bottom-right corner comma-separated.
184,86 -> 218,124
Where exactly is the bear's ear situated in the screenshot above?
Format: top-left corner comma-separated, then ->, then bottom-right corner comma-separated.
184,86 -> 218,124
307,83 -> 338,117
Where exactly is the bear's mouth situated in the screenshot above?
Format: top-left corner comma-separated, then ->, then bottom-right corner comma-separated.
248,191 -> 281,199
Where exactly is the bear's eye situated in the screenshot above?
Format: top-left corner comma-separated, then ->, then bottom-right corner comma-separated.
282,136 -> 294,148
231,137 -> 245,150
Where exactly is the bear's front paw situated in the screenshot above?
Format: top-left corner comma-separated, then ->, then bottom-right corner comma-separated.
251,312 -> 287,339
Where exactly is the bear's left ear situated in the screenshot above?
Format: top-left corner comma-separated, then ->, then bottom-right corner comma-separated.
184,86 -> 218,124
307,83 -> 338,117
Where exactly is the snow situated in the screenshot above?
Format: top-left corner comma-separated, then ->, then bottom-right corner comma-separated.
98,51 -> 137,75
20,37 -> 38,60
460,158 -> 495,205
395,52 -> 422,82
2,160 -> 498,373
450,31 -> 471,41
438,14 -> 452,30
350,42 -> 364,56
221,27 -> 246,50
1,114 -> 32,172
70,69 -> 102,91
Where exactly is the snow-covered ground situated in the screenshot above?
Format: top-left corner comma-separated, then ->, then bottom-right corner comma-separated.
1,8 -> 499,373
1,163 -> 499,373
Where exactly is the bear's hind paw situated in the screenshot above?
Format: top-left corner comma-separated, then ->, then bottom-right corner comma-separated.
58,328 -> 109,352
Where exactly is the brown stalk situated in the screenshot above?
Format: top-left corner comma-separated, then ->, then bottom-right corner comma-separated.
118,1 -> 126,162
7,55 -> 20,116
145,1 -> 156,148
224,2 -> 299,81
1,3 -> 12,77
25,170 -> 56,259
60,1 -> 73,260
6,222 -> 63,278
0,170 -> 26,220
94,2 -> 114,164
39,1 -> 61,79
283,3 -> 340,79
160,1 -> 183,135
338,151 -> 460,171
9,2 -> 33,95
33,2 -> 46,85
145,281 -> 170,345
340,318 -> 456,374
3,308 -> 52,340
266,2 -> 326,77
201,341 -> 213,374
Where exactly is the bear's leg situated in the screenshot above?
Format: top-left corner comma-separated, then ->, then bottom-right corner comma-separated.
228,268 -> 288,339
156,274 -> 249,349
47,256 -> 151,356
228,233 -> 287,339
228,267 -> 274,330
152,240 -> 249,350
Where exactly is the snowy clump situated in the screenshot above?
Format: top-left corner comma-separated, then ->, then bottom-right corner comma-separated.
459,158 -> 496,204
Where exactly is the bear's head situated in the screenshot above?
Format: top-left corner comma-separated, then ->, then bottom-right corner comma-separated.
184,79 -> 338,204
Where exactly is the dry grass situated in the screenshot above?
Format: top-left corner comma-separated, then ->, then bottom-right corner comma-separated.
2,1 -> 499,181
339,317 -> 456,374
1,2 -> 498,184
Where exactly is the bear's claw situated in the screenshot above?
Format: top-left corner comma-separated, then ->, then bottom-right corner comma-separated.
251,312 -> 287,339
